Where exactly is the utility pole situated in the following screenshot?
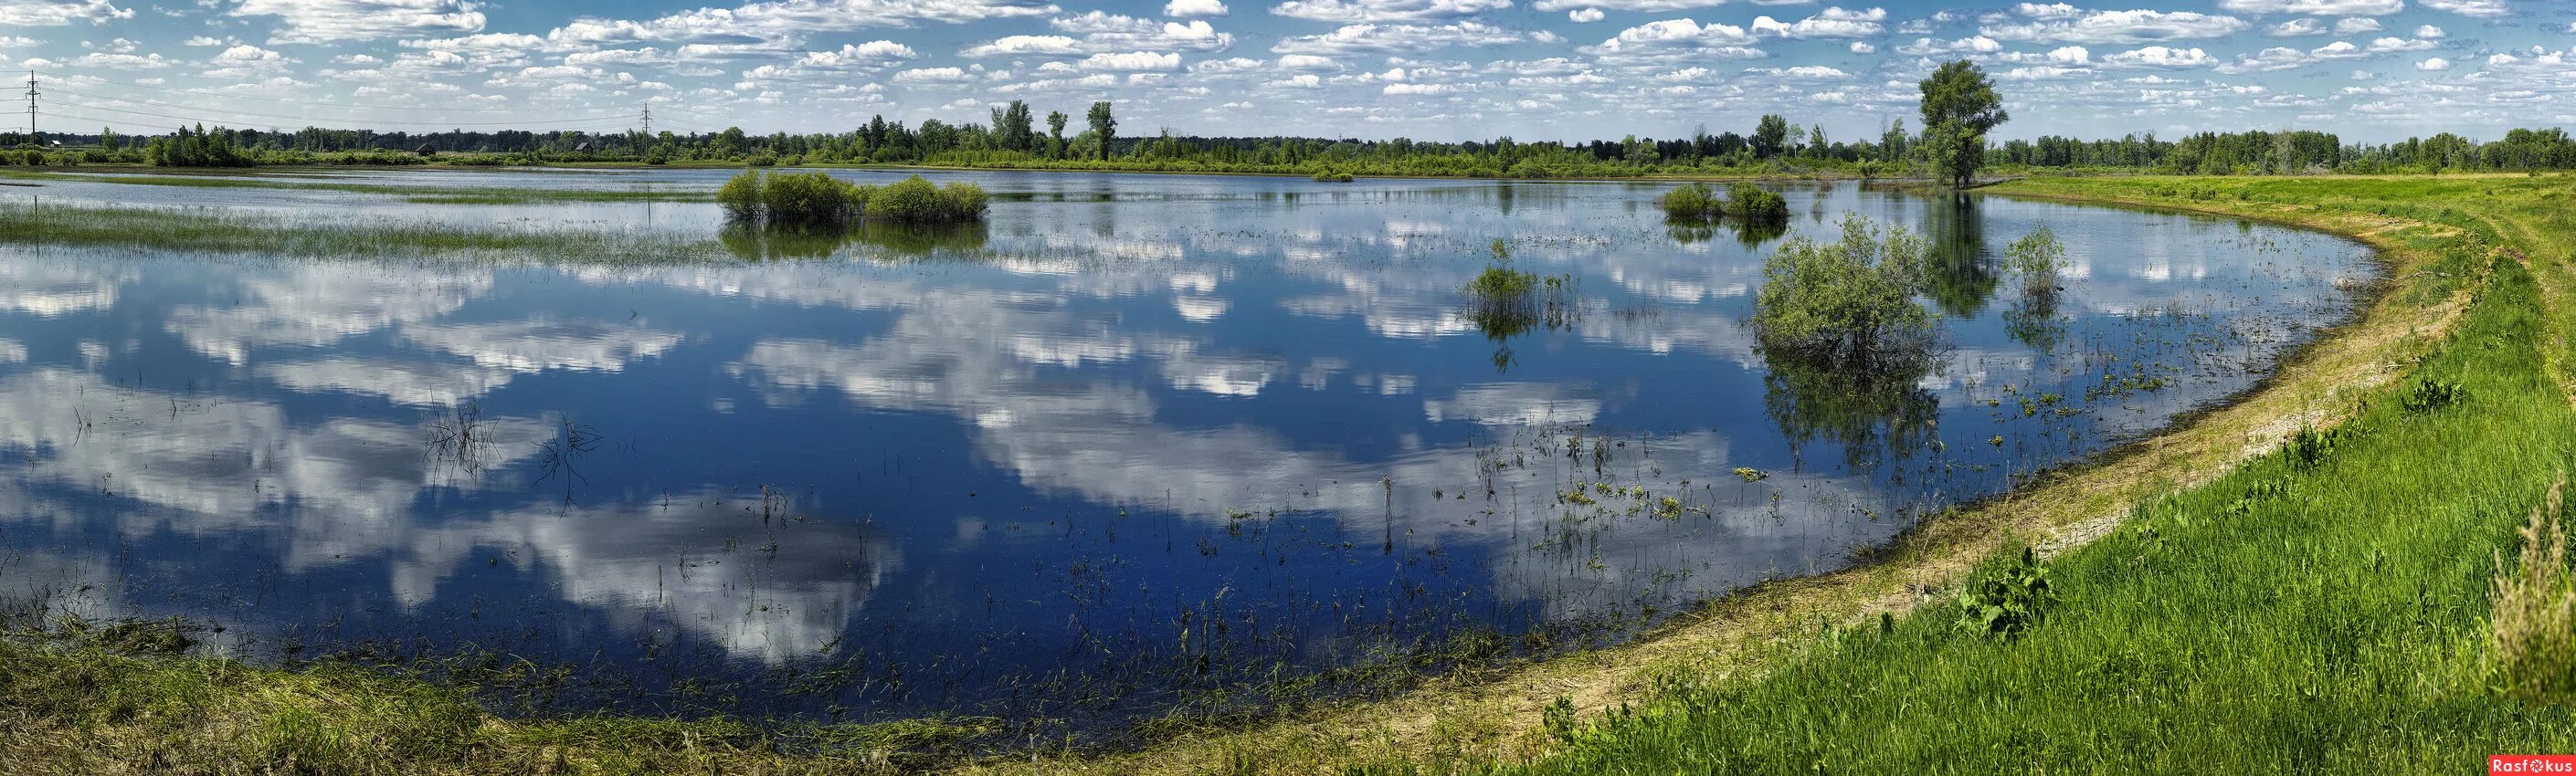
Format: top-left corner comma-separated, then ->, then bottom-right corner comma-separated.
639,106 -> 650,136
23,70 -> 36,146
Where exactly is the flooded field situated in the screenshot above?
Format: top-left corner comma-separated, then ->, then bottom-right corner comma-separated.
0,169 -> 2371,739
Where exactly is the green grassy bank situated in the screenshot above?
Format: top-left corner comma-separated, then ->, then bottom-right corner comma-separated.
1454,174 -> 2576,774
1,175 -> 2567,774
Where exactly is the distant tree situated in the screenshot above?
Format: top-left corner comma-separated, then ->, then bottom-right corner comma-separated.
1046,110 -> 1069,158
1086,101 -> 1116,161
1808,125 -> 1828,159
1878,118 -> 1908,163
1917,60 -> 2009,188
1753,114 -> 1789,159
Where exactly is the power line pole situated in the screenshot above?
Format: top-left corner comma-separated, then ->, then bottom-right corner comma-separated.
639,106 -> 650,136
23,70 -> 36,145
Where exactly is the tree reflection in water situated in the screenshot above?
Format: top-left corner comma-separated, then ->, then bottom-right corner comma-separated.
1919,194 -> 2001,318
1758,337 -> 1942,472
720,220 -> 992,262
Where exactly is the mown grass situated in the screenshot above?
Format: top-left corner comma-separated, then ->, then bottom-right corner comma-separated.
1420,174 -> 2576,774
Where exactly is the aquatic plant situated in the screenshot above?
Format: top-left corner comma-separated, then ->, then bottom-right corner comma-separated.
1722,182 -> 1789,223
2004,226 -> 2067,296
1656,183 -> 1719,220
1750,214 -> 1935,359
1661,182 -> 1789,224
1313,170 -> 1356,183
866,175 -> 991,225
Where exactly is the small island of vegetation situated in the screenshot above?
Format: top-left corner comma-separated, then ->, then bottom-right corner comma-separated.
715,170 -> 987,227
1658,181 -> 1789,224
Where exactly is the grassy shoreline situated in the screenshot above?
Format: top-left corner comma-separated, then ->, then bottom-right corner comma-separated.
3,175 -> 2559,774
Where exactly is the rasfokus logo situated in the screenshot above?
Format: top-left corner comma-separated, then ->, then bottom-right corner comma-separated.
2494,755 -> 2576,774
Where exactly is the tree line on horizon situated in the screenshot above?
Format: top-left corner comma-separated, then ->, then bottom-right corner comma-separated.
2,68 -> 2571,176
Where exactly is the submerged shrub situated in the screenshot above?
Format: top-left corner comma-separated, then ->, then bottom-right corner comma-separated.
1313,170 -> 1356,183
721,171 -> 977,228
1955,546 -> 2058,640
762,171 -> 870,225
1659,183 -> 1719,219
2495,480 -> 2576,702
717,169 -> 765,221
867,175 -> 991,224
1751,214 -> 1934,358
1724,182 -> 1789,223
2004,226 -> 2068,295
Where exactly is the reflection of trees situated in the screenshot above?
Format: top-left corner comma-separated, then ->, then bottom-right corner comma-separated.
720,221 -> 992,261
1464,270 -> 1579,374
1917,195 -> 2000,318
1664,217 -> 1788,248
1758,339 -> 1941,472
2002,283 -> 2066,353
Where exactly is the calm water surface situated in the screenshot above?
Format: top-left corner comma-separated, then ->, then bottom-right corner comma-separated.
0,169 -> 2370,735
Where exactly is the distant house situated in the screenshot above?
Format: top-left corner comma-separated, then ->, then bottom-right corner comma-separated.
416,143 -> 438,157
573,142 -> 593,152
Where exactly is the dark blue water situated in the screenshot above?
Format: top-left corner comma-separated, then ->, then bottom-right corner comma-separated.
0,171 -> 2370,735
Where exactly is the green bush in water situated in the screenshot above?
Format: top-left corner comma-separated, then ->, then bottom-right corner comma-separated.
1313,170 -> 1356,183
867,175 -> 990,225
1658,183 -> 1719,219
1750,214 -> 1933,358
763,171 -> 871,225
717,169 -> 765,221
1724,182 -> 1789,222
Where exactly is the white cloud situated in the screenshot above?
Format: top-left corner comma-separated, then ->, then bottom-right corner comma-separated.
1750,6 -> 1886,39
1272,21 -> 1533,54
1269,0 -> 1512,23
1166,0 -> 1229,16
2415,25 -> 2446,38
1848,40 -> 1875,54
1568,6 -> 1602,22
2414,57 -> 2450,70
1079,51 -> 1180,70
2266,18 -> 2326,37
2214,0 -> 2402,14
2101,45 -> 2217,68
1382,82 -> 1454,94
1531,0 -> 1723,10
892,66 -> 972,83
231,0 -> 485,44
2417,0 -> 2507,17
212,44 -> 295,65
0,0 -> 130,26
1982,8 -> 2250,45
2331,17 -> 2381,34
545,0 -> 1054,47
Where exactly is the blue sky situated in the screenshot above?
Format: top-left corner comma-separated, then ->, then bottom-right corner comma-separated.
0,0 -> 2569,142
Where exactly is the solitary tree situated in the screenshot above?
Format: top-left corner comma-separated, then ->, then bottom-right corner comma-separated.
1086,101 -> 1116,161
1918,59 -> 2008,188
1753,114 -> 1789,159
1046,110 -> 1069,158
